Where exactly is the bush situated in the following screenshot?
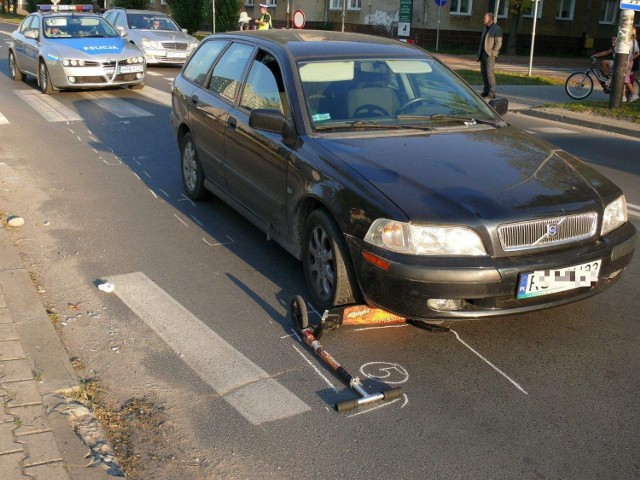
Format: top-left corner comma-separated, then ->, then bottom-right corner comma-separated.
202,0 -> 240,33
168,0 -> 203,33
114,0 -> 149,8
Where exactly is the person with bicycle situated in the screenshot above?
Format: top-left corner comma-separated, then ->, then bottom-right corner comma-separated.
593,36 -> 616,78
623,28 -> 640,102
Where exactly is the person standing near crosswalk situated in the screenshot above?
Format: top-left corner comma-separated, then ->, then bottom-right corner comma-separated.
256,4 -> 272,30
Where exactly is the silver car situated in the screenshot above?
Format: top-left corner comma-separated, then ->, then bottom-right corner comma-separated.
8,5 -> 146,94
103,8 -> 198,65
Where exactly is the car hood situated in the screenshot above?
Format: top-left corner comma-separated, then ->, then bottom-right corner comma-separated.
46,38 -> 139,58
136,29 -> 194,43
317,126 -> 613,223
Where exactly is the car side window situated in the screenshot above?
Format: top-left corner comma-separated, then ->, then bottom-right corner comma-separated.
30,16 -> 40,33
240,52 -> 288,116
114,13 -> 127,29
19,15 -> 34,33
182,40 -> 228,86
207,43 -> 253,101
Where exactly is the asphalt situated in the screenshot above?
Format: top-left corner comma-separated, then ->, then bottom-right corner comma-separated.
0,56 -> 638,479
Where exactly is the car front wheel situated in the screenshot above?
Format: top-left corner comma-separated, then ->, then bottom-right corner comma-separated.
302,209 -> 360,310
181,132 -> 210,200
9,51 -> 24,81
38,60 -> 55,95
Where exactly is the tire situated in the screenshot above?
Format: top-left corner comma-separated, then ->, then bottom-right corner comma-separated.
289,295 -> 309,331
565,72 -> 593,100
9,51 -> 24,82
302,209 -> 361,311
180,132 -> 210,200
38,60 -> 55,95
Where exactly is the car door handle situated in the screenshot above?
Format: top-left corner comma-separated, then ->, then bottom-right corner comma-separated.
227,117 -> 237,129
190,95 -> 198,106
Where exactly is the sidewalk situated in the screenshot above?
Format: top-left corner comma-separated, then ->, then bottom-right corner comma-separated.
0,228 -> 114,480
434,53 -> 640,138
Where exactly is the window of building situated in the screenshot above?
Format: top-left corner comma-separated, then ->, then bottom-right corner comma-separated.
348,0 -> 361,9
449,0 -> 472,15
599,0 -> 619,24
330,0 -> 342,10
245,0 -> 255,6
488,0 -> 509,19
556,0 -> 574,19
523,0 -> 543,18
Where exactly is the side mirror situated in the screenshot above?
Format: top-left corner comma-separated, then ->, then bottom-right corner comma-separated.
24,29 -> 39,40
182,28 -> 188,33
489,98 -> 508,116
249,108 -> 297,145
116,26 -> 127,37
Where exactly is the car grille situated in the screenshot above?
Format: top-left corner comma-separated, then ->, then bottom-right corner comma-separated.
73,73 -> 139,84
161,42 -> 188,50
497,212 -> 598,252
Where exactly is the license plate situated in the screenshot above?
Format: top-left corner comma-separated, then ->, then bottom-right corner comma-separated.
119,65 -> 144,74
104,67 -> 115,75
166,52 -> 187,58
517,259 -> 601,299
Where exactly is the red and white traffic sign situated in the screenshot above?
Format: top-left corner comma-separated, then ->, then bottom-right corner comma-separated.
293,9 -> 305,29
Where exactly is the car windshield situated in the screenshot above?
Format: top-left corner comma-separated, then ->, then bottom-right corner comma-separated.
298,58 -> 501,131
127,13 -> 181,31
43,16 -> 119,38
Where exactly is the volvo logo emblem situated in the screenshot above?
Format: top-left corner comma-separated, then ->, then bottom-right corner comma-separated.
547,224 -> 558,236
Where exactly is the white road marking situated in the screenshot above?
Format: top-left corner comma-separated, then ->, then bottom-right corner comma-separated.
80,91 -> 153,118
291,344 -> 338,393
145,71 -> 162,76
628,202 -> 640,219
0,112 -> 9,125
107,272 -> 310,425
130,85 -> 172,107
450,329 -> 529,395
15,90 -> 83,122
530,127 -> 578,134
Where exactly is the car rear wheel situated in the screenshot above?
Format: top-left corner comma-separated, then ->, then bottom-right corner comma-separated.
181,132 -> 210,200
9,51 -> 24,81
38,60 -> 55,95
302,209 -> 360,310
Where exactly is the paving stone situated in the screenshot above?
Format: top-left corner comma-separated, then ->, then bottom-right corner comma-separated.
0,340 -> 26,362
3,380 -> 42,407
9,405 -> 48,435
0,359 -> 34,383
18,430 -> 64,467
24,461 -> 70,480
0,450 -> 30,479
0,323 -> 19,340
0,421 -> 22,454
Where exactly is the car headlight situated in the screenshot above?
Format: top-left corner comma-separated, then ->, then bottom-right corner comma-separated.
188,40 -> 199,50
142,37 -> 161,49
62,59 -> 85,66
601,195 -> 627,236
364,219 -> 487,256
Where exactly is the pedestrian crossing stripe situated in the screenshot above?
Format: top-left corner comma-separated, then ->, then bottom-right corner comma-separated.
0,112 -> 8,125
14,90 -> 83,122
80,91 -> 153,118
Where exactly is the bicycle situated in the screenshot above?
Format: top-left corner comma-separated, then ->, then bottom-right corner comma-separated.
565,57 -> 640,100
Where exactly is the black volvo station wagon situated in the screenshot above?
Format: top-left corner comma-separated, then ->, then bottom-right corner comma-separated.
170,30 -> 636,320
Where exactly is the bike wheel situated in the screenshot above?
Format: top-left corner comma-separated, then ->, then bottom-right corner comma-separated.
565,72 -> 594,100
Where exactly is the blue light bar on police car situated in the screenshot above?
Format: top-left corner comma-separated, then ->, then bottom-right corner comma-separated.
37,4 -> 93,12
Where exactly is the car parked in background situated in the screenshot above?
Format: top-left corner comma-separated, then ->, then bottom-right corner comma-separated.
102,8 -> 198,65
170,30 -> 636,321
8,4 -> 146,94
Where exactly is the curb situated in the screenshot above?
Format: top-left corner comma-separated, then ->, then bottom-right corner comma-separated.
0,227 -> 114,480
519,108 -> 640,138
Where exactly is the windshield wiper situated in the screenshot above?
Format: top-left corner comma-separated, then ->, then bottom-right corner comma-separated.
397,113 -> 501,127
315,120 -> 432,131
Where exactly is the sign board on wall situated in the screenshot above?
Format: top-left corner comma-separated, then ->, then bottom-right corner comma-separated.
398,0 -> 413,38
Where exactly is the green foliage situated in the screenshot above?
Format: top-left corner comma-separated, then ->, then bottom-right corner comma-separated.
508,0 -> 532,14
25,0 -> 38,13
202,0 -> 242,33
114,0 -> 150,8
168,0 -> 204,33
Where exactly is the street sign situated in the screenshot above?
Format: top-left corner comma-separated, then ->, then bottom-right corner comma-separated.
620,0 -> 640,10
398,22 -> 411,36
435,0 -> 447,6
398,0 -> 413,38
292,9 -> 305,29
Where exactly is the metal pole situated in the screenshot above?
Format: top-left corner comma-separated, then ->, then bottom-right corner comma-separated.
436,5 -> 440,51
527,0 -> 540,76
493,0 -> 500,18
341,0 -> 346,32
212,0 -> 216,34
610,9 -> 635,108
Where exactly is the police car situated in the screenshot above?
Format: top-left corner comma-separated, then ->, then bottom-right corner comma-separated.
8,4 -> 146,94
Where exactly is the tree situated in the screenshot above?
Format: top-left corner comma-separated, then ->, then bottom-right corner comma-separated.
506,0 -> 533,55
114,0 -> 149,8
202,0 -> 242,33
168,0 -> 204,33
